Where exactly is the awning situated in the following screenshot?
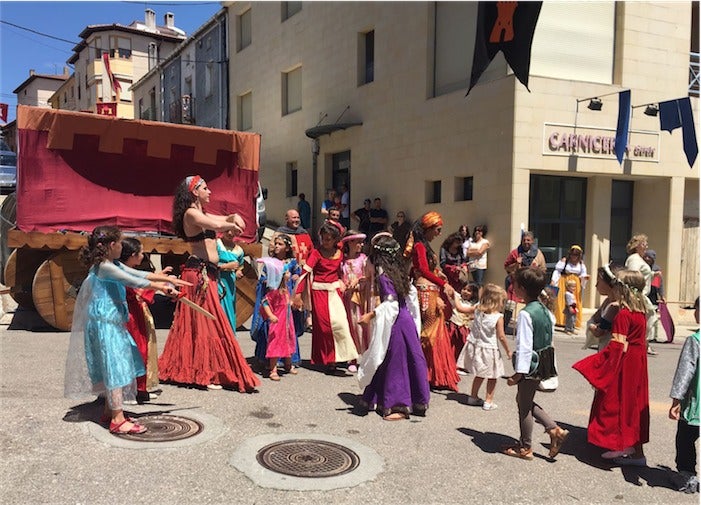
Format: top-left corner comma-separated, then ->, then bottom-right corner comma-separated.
304,122 -> 363,139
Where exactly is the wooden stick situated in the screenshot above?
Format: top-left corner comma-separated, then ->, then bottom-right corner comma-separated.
664,301 -> 696,305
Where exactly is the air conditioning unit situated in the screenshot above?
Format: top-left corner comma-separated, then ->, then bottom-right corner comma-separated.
181,94 -> 192,124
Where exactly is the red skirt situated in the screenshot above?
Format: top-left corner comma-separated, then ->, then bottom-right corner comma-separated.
446,321 -> 469,362
158,260 -> 260,392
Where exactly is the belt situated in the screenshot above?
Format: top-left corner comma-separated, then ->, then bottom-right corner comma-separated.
312,280 -> 342,291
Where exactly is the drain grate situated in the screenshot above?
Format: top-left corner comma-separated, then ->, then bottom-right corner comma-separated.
116,414 -> 203,442
256,439 -> 360,478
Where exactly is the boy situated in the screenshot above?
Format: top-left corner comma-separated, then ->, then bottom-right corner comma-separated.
564,279 -> 578,334
669,297 -> 699,493
504,268 -> 569,460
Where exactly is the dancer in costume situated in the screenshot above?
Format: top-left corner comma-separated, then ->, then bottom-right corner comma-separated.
293,220 -> 358,372
120,237 -> 165,404
341,230 -> 371,370
405,212 -> 459,391
550,245 -> 588,329
257,257 -> 297,381
573,269 -> 650,466
64,226 -> 189,435
584,264 -> 622,350
357,234 -> 430,420
158,175 -> 260,392
216,228 -> 245,332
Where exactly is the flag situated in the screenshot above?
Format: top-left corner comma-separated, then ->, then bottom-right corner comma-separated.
0,103 -> 7,123
96,103 -> 117,116
102,52 -> 122,93
659,99 -> 682,132
658,97 -> 698,168
468,1 -> 543,95
615,90 -> 631,165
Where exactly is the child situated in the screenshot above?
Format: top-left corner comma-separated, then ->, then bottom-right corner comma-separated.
458,284 -> 511,410
584,264 -> 622,350
668,297 -> 699,493
504,268 -> 569,460
64,226 -> 189,435
257,257 -> 297,381
451,282 -> 480,373
120,237 -> 168,404
341,230 -> 370,372
564,279 -> 578,334
573,269 -> 650,466
293,221 -> 358,373
357,234 -> 430,420
217,229 -> 245,332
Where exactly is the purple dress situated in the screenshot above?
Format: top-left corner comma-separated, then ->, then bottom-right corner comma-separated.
361,274 -> 431,417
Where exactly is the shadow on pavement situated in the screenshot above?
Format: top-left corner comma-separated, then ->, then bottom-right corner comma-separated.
457,427 -> 517,454
337,392 -> 370,417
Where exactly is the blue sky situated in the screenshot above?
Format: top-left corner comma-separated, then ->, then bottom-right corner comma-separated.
0,0 -> 222,123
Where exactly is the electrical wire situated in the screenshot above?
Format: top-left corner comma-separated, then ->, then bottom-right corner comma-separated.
0,20 -> 79,44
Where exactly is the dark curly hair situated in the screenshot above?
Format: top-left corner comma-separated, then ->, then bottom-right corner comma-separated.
370,235 -> 411,299
79,226 -> 122,268
318,221 -> 342,244
273,233 -> 294,259
440,232 -> 463,253
172,177 -> 198,239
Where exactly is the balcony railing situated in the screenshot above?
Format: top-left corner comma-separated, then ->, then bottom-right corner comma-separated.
691,52 -> 700,97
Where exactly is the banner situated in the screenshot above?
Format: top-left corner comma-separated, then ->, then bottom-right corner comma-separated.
615,90 -> 631,165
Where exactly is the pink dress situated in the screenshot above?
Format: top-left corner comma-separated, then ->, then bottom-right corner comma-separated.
263,289 -> 296,359
342,254 -> 371,354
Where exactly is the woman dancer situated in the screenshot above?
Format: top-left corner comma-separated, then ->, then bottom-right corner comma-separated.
550,245 -> 589,328
158,175 -> 260,392
293,220 -> 358,372
406,212 -> 459,391
358,234 -> 430,420
341,230 -> 371,368
64,226 -> 189,435
217,228 -> 245,332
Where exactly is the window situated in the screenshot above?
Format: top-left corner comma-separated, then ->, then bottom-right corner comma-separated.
118,80 -> 131,102
455,176 -> 473,201
282,1 -> 302,21
609,180 -> 634,264
238,92 -> 252,131
205,62 -> 213,97
529,175 -> 587,269
426,180 -> 442,204
286,162 -> 298,197
76,72 -> 81,100
282,66 -> 302,115
93,36 -> 102,60
237,9 -> 251,51
358,30 -> 374,86
110,36 -> 132,59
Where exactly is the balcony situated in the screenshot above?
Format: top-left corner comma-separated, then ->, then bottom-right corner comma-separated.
691,52 -> 699,98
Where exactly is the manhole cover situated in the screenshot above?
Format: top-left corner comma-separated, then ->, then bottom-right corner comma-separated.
116,414 -> 203,442
256,439 -> 360,478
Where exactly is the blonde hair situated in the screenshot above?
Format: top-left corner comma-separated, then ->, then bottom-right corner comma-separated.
611,269 -> 647,312
478,283 -> 506,314
626,234 -> 648,255
565,279 -> 577,288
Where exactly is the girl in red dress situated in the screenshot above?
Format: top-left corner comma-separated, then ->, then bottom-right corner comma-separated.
293,221 -> 358,372
573,269 -> 649,466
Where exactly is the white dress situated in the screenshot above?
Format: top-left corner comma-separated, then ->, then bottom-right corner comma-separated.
462,310 -> 505,379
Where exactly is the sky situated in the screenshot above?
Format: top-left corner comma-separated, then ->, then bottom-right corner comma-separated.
0,0 -> 223,123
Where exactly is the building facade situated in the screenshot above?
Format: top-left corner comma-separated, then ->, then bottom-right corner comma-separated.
13,69 -> 70,110
132,9 -> 228,129
225,1 -> 699,306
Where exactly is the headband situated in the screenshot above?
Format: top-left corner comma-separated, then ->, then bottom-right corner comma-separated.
187,175 -> 204,192
569,245 -> 583,253
341,233 -> 366,243
372,239 -> 401,257
371,231 -> 393,243
601,264 -> 617,282
325,219 -> 346,236
421,212 -> 443,230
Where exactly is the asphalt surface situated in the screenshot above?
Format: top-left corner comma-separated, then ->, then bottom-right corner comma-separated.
0,306 -> 698,505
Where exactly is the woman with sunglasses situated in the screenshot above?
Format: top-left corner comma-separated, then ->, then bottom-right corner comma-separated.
550,245 -> 589,329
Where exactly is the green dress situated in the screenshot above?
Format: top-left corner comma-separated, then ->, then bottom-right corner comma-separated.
216,239 -> 244,331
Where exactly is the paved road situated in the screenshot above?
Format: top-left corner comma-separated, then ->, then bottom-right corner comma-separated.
0,309 -> 698,505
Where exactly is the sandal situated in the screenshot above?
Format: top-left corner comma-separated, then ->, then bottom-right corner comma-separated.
109,419 -> 147,435
100,414 -> 137,426
502,444 -> 534,460
269,371 -> 281,381
284,366 -> 298,375
382,412 -> 408,421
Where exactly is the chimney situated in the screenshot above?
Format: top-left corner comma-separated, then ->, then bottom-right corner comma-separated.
29,69 -> 35,76
164,12 -> 174,29
63,66 -> 69,76
145,9 -> 156,29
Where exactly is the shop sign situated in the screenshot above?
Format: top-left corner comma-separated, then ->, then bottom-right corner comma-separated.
543,122 -> 659,162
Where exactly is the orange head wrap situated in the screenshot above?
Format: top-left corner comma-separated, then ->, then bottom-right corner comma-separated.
421,211 -> 443,230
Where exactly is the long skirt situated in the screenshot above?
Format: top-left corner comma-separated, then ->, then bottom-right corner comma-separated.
158,258 -> 260,392
310,281 -> 358,365
554,274 -> 582,327
446,321 -> 469,362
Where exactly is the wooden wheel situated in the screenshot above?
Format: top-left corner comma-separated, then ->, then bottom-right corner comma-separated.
3,248 -> 53,307
32,250 -> 88,331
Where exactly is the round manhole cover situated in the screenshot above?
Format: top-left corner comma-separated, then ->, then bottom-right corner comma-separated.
256,439 -> 360,478
116,414 -> 203,442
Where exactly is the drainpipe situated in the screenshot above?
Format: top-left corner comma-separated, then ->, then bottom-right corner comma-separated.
311,138 -> 320,233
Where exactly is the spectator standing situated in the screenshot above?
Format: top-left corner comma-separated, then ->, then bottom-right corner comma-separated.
297,193 -> 311,230
643,249 -> 665,306
368,198 -> 389,239
352,198 -> 372,236
340,184 -> 351,229
504,231 -> 546,301
321,189 -> 337,217
390,211 -> 412,250
550,245 -> 588,329
466,225 -> 490,286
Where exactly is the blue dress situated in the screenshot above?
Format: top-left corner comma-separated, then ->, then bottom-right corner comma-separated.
216,239 -> 245,331
65,261 -> 149,408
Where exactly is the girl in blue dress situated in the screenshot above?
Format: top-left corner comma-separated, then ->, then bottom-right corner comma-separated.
216,229 -> 245,331
64,226 -> 190,436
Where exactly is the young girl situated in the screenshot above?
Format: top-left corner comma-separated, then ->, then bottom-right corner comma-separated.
573,269 -> 650,466
584,264 -> 622,350
439,232 -> 468,292
217,229 -> 245,332
341,230 -> 371,370
257,257 -> 297,381
64,226 -> 190,435
564,279 -> 578,334
120,237 -> 168,404
357,234 -> 430,420
458,283 -> 511,411
449,281 -> 480,365
293,221 -> 358,372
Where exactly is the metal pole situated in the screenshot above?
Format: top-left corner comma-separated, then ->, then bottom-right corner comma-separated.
311,138 -> 320,233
